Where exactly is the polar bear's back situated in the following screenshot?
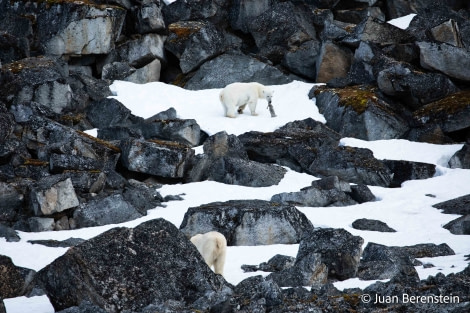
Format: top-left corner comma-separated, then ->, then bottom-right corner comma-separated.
220,82 -> 262,99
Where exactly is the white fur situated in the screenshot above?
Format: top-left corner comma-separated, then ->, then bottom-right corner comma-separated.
219,82 -> 273,118
190,231 -> 227,276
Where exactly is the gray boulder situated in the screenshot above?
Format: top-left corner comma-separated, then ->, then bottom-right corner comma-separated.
27,217 -> 55,232
101,62 -> 136,81
449,142 -> 470,169
29,176 -> 79,216
0,224 -> 20,242
377,62 -> 459,109
433,194 -> 470,215
443,215 -> 470,235
412,90 -> 470,134
1,57 -> 72,113
140,117 -> 201,147
179,200 -> 314,246
316,41 -> 352,83
282,39 -> 320,80
162,0 -> 231,26
351,16 -> 413,46
350,184 -> 376,203
166,21 -> 226,73
418,41 -> 470,82
115,34 -> 166,68
296,228 -> 364,281
72,193 -> 143,228
184,52 -> 293,90
31,218 -> 232,312
383,160 -> 436,188
271,176 -> 358,207
0,182 -> 22,223
120,138 -> 194,178
230,0 -> 272,33
0,255 -> 36,299
242,254 -> 296,273
313,85 -> 409,141
232,276 -> 283,311
122,59 -> 162,84
129,0 -> 166,35
352,218 -> 396,232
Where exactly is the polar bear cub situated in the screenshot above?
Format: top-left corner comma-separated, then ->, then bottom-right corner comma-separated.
190,231 -> 227,276
219,82 -> 273,118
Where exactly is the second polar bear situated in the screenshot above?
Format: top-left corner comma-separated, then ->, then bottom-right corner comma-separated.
219,82 -> 273,118
190,231 -> 227,276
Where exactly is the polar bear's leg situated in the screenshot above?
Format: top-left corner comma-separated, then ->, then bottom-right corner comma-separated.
238,103 -> 247,114
248,99 -> 258,116
226,105 -> 237,118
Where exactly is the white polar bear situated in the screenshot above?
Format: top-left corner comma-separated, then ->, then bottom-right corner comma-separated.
190,231 -> 227,276
219,82 -> 273,118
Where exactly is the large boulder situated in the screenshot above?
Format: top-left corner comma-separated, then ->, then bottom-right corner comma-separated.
352,218 -> 396,233
0,255 -> 36,299
449,143 -> 470,169
119,138 -> 194,178
179,200 -> 314,246
184,52 -> 293,90
31,218 -> 232,312
29,176 -> 79,216
296,228 -> 364,281
383,160 -> 436,187
433,194 -> 470,215
229,0 -> 272,33
313,85 -> 409,141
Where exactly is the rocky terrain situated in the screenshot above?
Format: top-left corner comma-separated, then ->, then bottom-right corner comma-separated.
1,0 -> 470,312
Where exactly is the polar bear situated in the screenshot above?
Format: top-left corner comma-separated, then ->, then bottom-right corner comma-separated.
219,82 -> 273,118
190,231 -> 227,276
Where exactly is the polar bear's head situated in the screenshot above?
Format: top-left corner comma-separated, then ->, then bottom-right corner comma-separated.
262,88 -> 274,104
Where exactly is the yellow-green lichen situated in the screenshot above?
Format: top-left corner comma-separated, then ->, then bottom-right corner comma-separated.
414,90 -> 470,119
315,85 -> 379,114
75,130 -> 121,153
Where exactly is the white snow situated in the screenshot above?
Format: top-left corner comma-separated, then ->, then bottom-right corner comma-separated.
387,13 -> 417,29
2,79 -> 469,311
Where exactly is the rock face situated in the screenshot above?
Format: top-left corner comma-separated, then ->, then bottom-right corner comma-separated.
31,219 -> 232,312
352,218 -> 396,232
449,143 -> 470,169
0,255 -> 36,299
179,200 -> 314,246
383,160 -> 436,187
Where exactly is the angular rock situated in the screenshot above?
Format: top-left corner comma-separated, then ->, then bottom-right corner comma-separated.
313,85 -> 409,141
123,58 -> 161,84
233,276 -> 283,309
0,182 -> 22,222
229,0 -> 272,33
257,254 -> 296,273
129,0 -> 166,34
179,200 -> 314,246
1,57 -> 72,113
418,41 -> 470,82
352,218 -> 396,232
31,218 -> 232,312
443,215 -> 470,235
140,117 -> 201,146
353,16 -> 413,46
66,72 -> 112,113
412,90 -> 470,134
0,255 -> 36,298
122,179 -> 163,215
433,194 -> 470,215
101,62 -> 136,81
116,34 -> 166,68
56,301 -> 108,313
29,176 -> 79,216
162,0 -> 231,26
350,184 -> 376,203
296,228 -> 363,281
316,41 -> 352,83
28,238 -> 86,248
185,53 -> 293,90
120,138 -> 194,178
449,142 -> 470,169
201,131 -> 249,160
0,224 -> 20,242
383,159 -> 436,187
27,217 -> 55,232
282,40 -> 320,80
377,62 -> 459,109
267,252 -> 328,287
271,176 -> 358,207
431,19 -> 464,47
72,193 -> 143,228
166,21 -> 226,73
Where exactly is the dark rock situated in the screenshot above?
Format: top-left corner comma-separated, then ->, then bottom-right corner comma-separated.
0,224 -> 20,242
179,200 -> 314,246
66,72 -> 112,113
202,131 -> 249,160
115,34 -> 166,68
120,138 -> 194,178
297,228 -> 364,280
101,62 -> 136,81
383,159 -> 436,187
162,0 -> 231,26
443,215 -> 470,235
28,238 -> 86,248
150,107 -> 178,120
246,1 -> 318,63
335,6 -> 385,24
184,52 -> 293,90
377,62 -> 459,110
0,101 -> 14,143
129,0 -> 165,35
140,118 -> 201,146
352,16 -> 413,46
55,301 -> 108,313
433,194 -> 470,215
313,85 -> 409,141
1,57 -> 72,113
166,21 -> 226,73
0,182 -> 22,222
418,41 -> 470,82
229,0 -> 272,33
271,176 -> 358,207
31,218 -> 232,312
258,255 -> 296,273
97,126 -> 143,141
349,184 -> 376,203
233,276 -> 283,309
449,142 -> 470,169
352,218 -> 396,232
0,255 -> 36,298
27,217 -> 55,232
73,193 -> 143,228
29,176 -> 79,216
267,252 -> 328,287
282,39 -> 320,80
412,90 -> 470,134
86,98 -> 133,129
